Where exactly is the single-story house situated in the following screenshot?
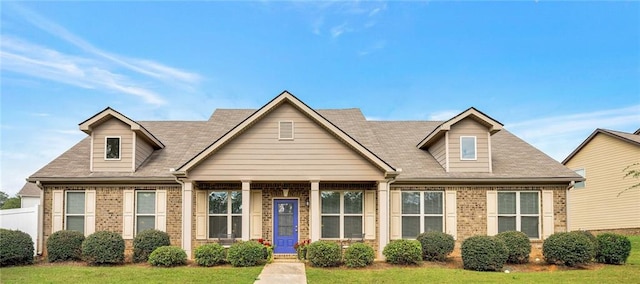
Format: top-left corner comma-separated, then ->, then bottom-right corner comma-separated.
27,91 -> 582,258
563,128 -> 640,234
18,182 -> 42,208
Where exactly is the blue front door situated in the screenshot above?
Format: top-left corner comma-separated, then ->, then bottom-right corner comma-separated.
273,199 -> 298,254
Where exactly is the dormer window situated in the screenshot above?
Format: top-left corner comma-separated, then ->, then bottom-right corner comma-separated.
460,136 -> 477,160
105,137 -> 121,160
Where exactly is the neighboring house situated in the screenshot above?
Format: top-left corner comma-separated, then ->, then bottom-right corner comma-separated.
18,182 -> 41,208
27,91 -> 581,258
563,128 -> 640,234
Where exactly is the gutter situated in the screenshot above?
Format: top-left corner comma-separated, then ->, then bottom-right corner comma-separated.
392,177 -> 583,185
26,177 -> 179,184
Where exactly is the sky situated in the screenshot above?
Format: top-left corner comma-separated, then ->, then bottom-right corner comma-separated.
1,1 -> 639,196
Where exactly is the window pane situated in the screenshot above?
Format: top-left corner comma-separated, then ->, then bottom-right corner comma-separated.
520,192 -> 539,214
277,204 -> 294,237
344,216 -> 363,238
521,216 -> 539,238
232,216 -> 242,237
106,137 -> 120,159
461,137 -> 476,159
424,192 -> 443,214
66,192 -> 85,214
67,216 -> 84,234
424,216 -> 443,233
574,169 -> 585,188
209,192 -> 228,214
231,191 -> 242,214
208,216 -> 227,238
498,192 -> 516,214
137,216 -> 155,233
321,216 -> 339,238
344,191 -> 363,214
136,192 -> 155,214
321,191 -> 340,214
402,192 -> 420,214
498,216 -> 516,233
402,216 -> 419,239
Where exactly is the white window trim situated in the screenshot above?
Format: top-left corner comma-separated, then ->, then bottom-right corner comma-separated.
278,121 -> 295,140
497,191 -> 541,239
135,190 -> 156,235
320,190 -> 364,240
207,190 -> 242,239
105,136 -> 122,160
460,136 -> 477,160
65,191 -> 85,234
574,168 -> 585,189
400,191 -> 445,239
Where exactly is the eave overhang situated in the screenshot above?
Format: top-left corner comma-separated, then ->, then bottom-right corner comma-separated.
79,107 -> 164,149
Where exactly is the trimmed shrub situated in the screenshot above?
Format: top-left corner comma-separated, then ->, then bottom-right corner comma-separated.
495,231 -> 531,264
133,229 -> 171,263
148,246 -> 187,267
543,231 -> 595,267
307,241 -> 342,267
226,241 -> 264,267
595,233 -> 631,265
572,230 -> 598,258
461,235 -> 508,271
0,228 -> 34,267
47,230 -> 85,262
382,239 -> 422,265
416,231 -> 455,261
343,243 -> 375,268
82,231 -> 125,265
194,243 -> 226,266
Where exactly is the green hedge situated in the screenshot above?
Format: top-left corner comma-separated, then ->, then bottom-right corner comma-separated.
416,231 -> 455,261
495,231 -> 531,264
382,239 -> 421,265
82,231 -> 125,265
543,231 -> 594,267
595,233 -> 631,265
227,241 -> 264,267
47,230 -> 85,262
307,241 -> 342,267
0,229 -> 34,267
461,235 -> 508,271
343,243 -> 374,268
148,246 -> 187,267
194,243 -> 227,266
133,229 -> 171,263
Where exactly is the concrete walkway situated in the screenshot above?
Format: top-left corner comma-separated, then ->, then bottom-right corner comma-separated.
254,262 -> 307,284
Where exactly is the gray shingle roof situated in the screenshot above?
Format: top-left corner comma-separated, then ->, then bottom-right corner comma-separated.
18,182 -> 40,197
30,107 -> 579,181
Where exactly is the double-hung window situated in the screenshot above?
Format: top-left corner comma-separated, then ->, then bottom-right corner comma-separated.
105,137 -> 121,160
401,191 -> 444,239
136,191 -> 156,234
66,191 -> 86,234
208,191 -> 242,238
498,192 -> 540,238
321,191 -> 363,239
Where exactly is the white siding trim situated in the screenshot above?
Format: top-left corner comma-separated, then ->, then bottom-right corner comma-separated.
487,132 -> 493,173
51,190 -> 63,233
155,190 -> 167,232
310,181 -> 320,241
486,191 -> 498,236
85,190 -> 96,235
377,181 -> 389,259
90,133 -> 94,172
241,181 -> 251,241
250,190 -> 263,239
131,132 -> 137,171
364,190 -> 376,240
445,190 -> 457,240
445,132 -> 450,172
122,190 -> 135,239
542,190 -> 554,239
389,190 -> 401,240
181,181 -> 193,258
195,190 -> 207,240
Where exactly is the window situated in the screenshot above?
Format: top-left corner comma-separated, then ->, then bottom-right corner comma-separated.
574,169 -> 585,188
401,191 -> 444,239
460,136 -> 477,160
498,192 -> 539,238
208,191 -> 242,238
105,137 -> 121,159
279,121 -> 294,140
321,191 -> 363,239
136,191 -> 155,234
66,191 -> 85,234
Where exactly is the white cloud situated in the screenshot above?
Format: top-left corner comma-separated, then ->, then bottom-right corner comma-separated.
330,23 -> 349,38
358,40 -> 387,56
428,110 -> 461,121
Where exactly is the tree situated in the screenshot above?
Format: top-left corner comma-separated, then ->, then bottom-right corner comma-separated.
0,191 -> 8,207
619,163 -> 640,196
1,197 -> 21,209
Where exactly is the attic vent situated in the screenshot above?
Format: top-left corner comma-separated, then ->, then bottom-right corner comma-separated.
279,121 -> 294,140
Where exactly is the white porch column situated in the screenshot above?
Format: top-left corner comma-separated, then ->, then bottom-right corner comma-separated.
378,180 -> 389,259
181,181 -> 193,258
242,181 -> 251,241
310,181 -> 320,241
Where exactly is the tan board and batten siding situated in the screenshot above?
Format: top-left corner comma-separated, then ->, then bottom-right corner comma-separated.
92,118 -> 133,172
448,118 -> 490,173
189,103 -> 384,181
566,133 -> 640,231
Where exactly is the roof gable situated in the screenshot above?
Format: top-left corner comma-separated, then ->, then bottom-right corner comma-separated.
18,182 -> 40,197
562,128 -> 640,164
79,107 -> 164,149
417,107 -> 503,149
176,91 -> 397,176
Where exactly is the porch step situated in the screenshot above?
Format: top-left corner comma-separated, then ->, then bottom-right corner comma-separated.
273,254 -> 298,260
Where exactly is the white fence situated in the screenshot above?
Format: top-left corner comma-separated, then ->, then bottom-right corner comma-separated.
0,206 -> 42,254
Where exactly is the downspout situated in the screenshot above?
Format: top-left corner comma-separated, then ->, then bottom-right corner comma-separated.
35,180 -> 45,255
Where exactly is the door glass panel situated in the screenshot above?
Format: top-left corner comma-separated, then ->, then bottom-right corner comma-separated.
278,203 -> 294,237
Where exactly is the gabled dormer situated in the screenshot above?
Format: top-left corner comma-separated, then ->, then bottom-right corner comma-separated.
79,107 -> 164,172
417,107 -> 503,173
